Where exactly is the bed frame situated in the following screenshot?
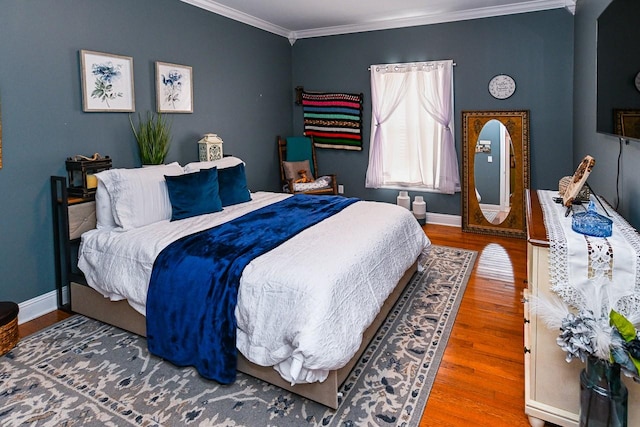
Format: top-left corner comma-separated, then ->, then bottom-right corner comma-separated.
70,262 -> 416,409
52,179 -> 418,409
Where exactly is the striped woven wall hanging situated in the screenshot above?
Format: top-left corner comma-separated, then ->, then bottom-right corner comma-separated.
301,90 -> 363,151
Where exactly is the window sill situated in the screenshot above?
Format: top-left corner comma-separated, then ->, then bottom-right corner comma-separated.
380,185 -> 459,194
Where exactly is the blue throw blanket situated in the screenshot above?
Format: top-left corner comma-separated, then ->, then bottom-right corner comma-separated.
146,194 -> 358,384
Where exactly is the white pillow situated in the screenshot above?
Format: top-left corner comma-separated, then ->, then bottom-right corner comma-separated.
95,162 -> 184,230
293,176 -> 333,192
183,156 -> 244,173
95,180 -> 118,229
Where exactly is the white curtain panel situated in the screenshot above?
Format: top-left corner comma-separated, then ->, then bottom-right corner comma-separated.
365,60 -> 460,194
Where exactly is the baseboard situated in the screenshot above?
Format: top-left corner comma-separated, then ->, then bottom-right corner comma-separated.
17,289 -> 58,325
426,213 -> 461,227
17,216 -> 460,325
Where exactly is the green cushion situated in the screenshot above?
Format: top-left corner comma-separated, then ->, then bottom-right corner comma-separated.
285,137 -> 315,176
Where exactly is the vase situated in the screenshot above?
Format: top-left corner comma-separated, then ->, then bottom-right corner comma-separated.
579,356 -> 628,427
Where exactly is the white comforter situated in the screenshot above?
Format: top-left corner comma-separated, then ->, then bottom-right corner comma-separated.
78,192 -> 429,384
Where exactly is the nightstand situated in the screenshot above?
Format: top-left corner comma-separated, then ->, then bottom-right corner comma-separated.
51,176 -> 96,312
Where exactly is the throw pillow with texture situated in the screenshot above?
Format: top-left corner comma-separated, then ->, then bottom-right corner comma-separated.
283,160 -> 314,182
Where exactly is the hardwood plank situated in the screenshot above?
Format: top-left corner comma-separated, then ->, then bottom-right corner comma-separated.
18,310 -> 71,338
19,224 -> 544,426
419,224 -> 532,427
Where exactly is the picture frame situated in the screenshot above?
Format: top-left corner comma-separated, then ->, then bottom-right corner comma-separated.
80,50 -> 135,112
614,109 -> 640,140
562,155 -> 595,207
155,61 -> 193,113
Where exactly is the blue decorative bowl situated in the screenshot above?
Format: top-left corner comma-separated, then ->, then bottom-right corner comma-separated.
572,201 -> 613,237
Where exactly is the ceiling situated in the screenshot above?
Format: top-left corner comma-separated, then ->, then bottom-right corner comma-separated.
180,0 -> 576,43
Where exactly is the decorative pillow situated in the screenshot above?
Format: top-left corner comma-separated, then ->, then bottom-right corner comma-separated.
183,156 -> 244,173
165,168 -> 223,221
283,160 -> 315,181
217,163 -> 252,207
95,179 -> 117,229
95,162 -> 184,230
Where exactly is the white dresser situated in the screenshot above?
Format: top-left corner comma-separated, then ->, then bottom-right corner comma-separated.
524,190 -> 639,427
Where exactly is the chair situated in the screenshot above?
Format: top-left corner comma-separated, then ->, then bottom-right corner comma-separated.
277,136 -> 338,195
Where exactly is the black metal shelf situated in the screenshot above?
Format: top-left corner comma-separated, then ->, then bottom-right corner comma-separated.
50,176 -> 93,312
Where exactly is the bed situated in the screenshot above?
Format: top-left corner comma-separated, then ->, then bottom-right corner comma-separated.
69,157 -> 429,408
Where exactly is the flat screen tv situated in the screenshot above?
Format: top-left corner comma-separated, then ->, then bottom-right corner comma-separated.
596,0 -> 640,141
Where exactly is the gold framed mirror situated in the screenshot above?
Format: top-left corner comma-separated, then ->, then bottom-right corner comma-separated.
462,110 -> 530,238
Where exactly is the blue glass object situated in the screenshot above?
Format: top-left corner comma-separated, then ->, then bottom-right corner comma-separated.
572,201 -> 613,237
580,356 -> 628,427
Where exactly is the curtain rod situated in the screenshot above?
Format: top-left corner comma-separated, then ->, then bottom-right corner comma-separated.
367,61 -> 456,71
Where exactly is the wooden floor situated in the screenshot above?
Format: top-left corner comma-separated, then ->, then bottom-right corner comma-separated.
18,224 -> 537,426
419,224 -> 531,427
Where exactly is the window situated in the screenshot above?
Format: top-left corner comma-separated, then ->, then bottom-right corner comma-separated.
365,60 -> 460,194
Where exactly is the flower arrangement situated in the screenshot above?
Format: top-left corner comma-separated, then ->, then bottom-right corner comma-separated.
129,112 -> 172,165
535,280 -> 640,381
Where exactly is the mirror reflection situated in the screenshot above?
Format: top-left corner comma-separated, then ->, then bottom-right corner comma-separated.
474,120 -> 514,224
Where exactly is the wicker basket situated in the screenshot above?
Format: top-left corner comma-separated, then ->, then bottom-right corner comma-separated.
0,302 -> 19,356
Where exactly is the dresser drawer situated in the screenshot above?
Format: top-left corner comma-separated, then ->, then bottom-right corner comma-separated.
68,200 -> 96,240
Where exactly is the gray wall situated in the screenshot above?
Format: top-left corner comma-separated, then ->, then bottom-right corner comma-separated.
0,2 -> 596,307
574,0 -> 640,229
0,0 -> 292,304
291,9 -> 575,213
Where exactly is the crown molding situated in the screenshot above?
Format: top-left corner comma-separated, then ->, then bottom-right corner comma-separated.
180,0 -> 290,38
564,0 -> 577,15
293,0 -> 574,40
182,0 -> 575,44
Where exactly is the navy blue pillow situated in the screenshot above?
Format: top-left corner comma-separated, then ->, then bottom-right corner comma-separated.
165,168 -> 223,221
217,163 -> 252,207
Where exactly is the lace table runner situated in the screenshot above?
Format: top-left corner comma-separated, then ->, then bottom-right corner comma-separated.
537,190 -> 640,316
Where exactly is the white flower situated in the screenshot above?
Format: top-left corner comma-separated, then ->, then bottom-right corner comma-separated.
531,279 -> 640,380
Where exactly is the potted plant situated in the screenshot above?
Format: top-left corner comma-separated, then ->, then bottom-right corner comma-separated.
129,112 -> 171,165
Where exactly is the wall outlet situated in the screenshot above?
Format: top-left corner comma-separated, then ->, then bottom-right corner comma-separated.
338,184 -> 344,194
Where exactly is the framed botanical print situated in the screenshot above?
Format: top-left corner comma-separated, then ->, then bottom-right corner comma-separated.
156,61 -> 193,113
80,50 -> 135,112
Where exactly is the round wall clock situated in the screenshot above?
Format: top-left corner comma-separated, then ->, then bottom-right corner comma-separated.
488,74 -> 516,99
635,71 -> 640,92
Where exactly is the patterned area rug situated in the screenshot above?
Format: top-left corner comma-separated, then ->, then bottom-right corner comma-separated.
0,245 -> 476,427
